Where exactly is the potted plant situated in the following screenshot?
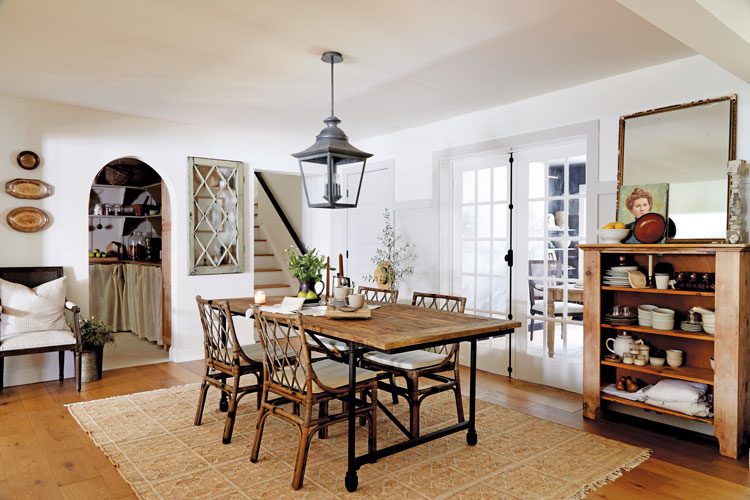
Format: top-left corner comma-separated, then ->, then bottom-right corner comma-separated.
284,247 -> 326,299
79,317 -> 115,382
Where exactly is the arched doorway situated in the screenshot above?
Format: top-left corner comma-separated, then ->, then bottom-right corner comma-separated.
87,158 -> 172,370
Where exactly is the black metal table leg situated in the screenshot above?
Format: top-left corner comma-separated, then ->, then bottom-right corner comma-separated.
345,344 -> 359,492
467,339 -> 478,446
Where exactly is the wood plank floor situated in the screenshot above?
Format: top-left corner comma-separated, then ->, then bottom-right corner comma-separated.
1,361 -> 747,499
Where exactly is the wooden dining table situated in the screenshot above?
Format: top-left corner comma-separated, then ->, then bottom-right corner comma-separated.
227,297 -> 520,492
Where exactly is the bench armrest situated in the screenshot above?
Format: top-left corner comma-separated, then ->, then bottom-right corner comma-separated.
65,300 -> 82,346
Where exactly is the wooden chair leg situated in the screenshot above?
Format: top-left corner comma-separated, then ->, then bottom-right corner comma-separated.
291,427 -> 312,490
250,403 -> 270,463
218,375 -> 228,412
58,351 -> 65,383
359,390 -> 367,427
194,379 -> 209,426
1,357 -> 5,392
389,374 -> 399,404
256,373 -> 263,410
453,366 -> 465,424
75,351 -> 82,392
317,401 -> 329,439
222,376 -> 241,444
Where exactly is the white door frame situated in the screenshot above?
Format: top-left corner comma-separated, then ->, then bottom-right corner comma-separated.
435,121 -> 601,391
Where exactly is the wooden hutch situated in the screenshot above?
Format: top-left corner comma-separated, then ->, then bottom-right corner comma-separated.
580,243 -> 750,459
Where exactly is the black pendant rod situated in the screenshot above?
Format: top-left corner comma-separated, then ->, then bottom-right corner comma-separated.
504,152 -> 515,378
330,57 -> 335,117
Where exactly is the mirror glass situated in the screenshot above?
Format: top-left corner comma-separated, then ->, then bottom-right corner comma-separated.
619,96 -> 736,241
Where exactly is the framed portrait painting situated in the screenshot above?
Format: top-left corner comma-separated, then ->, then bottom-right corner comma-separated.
617,183 -> 669,243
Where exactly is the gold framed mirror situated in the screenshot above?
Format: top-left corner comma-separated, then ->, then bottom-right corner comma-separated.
617,95 -> 737,243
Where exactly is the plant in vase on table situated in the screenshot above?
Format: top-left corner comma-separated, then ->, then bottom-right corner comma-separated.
79,317 -> 115,382
284,247 -> 326,300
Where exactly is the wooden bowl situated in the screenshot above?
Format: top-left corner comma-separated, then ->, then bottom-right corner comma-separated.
633,212 -> 666,243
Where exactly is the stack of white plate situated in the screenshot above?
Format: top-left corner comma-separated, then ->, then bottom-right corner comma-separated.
638,304 -> 657,327
651,307 -> 675,330
680,321 -> 703,332
702,313 -> 716,335
603,266 -> 638,287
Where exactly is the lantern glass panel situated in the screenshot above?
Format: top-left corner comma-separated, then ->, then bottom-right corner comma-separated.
299,156 -> 367,208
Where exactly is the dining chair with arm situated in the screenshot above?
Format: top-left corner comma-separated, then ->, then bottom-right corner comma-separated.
360,292 -> 466,437
250,307 -> 379,490
194,296 -> 264,444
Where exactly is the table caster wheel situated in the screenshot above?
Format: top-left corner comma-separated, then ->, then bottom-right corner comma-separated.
345,471 -> 358,492
466,430 -> 477,446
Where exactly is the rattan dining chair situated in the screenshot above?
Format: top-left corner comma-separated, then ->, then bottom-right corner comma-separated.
194,296 -> 264,444
357,285 -> 399,303
250,307 -> 379,490
361,292 -> 466,437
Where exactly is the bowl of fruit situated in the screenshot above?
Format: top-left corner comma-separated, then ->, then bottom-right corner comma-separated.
597,222 -> 629,244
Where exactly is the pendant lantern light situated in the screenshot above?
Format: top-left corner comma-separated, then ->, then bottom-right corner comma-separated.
292,51 -> 372,209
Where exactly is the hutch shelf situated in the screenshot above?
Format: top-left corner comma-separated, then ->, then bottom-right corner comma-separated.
580,243 -> 750,459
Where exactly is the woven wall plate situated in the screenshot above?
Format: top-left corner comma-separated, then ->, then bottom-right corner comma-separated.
6,207 -> 50,232
5,178 -> 54,200
16,150 -> 40,170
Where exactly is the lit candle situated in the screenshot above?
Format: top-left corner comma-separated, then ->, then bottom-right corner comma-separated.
648,255 -> 653,277
254,290 -> 266,304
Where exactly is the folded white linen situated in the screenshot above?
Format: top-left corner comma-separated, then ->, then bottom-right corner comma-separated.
642,380 -> 708,403
601,383 -> 651,402
645,398 -> 713,418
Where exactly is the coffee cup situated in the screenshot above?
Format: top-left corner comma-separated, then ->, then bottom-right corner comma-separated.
346,293 -> 365,310
333,286 -> 352,301
655,274 -> 670,290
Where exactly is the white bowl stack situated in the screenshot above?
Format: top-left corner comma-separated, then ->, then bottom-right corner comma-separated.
638,304 -> 658,327
702,312 -> 716,335
603,266 -> 638,287
651,307 -> 675,330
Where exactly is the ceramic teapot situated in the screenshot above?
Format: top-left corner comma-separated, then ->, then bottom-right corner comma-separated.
605,332 -> 635,358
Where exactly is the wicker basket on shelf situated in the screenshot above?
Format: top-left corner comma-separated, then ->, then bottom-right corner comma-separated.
104,165 -> 131,186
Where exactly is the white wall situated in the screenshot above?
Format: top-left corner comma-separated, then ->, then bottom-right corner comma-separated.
0,95 -> 300,386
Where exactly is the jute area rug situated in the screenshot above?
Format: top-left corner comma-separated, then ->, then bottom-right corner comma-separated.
68,383 -> 649,499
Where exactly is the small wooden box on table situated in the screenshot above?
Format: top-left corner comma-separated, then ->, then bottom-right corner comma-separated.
580,243 -> 750,459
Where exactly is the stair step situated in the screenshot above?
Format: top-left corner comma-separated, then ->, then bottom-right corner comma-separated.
255,283 -> 290,289
255,253 -> 274,257
255,268 -> 282,273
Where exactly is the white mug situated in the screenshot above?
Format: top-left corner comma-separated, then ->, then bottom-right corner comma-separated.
655,275 -> 670,290
346,293 -> 364,310
333,286 -> 352,301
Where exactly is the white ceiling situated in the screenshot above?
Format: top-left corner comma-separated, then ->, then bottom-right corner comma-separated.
0,0 -> 693,140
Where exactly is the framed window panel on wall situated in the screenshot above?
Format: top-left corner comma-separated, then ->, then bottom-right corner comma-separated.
188,157 -> 245,275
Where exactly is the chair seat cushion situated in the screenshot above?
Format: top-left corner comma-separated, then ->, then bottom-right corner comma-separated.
276,359 -> 379,393
238,343 -> 264,363
306,335 -> 348,352
531,300 -> 584,316
363,349 -> 446,370
0,329 -> 75,351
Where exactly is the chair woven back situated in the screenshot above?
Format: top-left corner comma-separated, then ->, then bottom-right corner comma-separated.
252,308 -> 312,395
357,286 -> 399,303
412,292 -> 466,357
195,296 -> 243,369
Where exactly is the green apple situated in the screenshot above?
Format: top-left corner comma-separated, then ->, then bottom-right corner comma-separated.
297,291 -> 308,298
88,252 -> 95,258
306,291 -> 317,299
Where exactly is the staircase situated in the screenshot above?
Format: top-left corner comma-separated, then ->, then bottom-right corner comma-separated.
253,203 -> 296,297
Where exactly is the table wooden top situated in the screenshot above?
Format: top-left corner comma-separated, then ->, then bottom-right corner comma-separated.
225,297 -> 520,352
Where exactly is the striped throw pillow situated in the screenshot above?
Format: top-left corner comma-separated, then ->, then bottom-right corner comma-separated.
0,277 -> 68,338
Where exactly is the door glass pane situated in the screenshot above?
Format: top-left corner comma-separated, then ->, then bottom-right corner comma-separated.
477,168 -> 491,203
528,240 -> 545,261
476,241 -> 490,274
462,206 -> 475,238
493,166 -> 507,202
462,170 -> 475,203
493,204 -> 507,238
476,276 -> 490,311
492,277 -> 507,314
492,240 -> 507,275
462,240 -> 475,273
547,199 -> 565,236
568,198 -> 582,238
548,160 -> 565,197
528,162 -> 545,198
477,205 -> 490,238
462,275 -> 475,310
569,155 -> 586,195
529,201 -> 545,237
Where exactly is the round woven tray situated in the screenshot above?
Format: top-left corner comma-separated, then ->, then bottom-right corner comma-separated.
104,165 -> 131,186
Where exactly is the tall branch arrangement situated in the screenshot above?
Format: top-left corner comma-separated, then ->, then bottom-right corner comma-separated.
366,209 -> 415,289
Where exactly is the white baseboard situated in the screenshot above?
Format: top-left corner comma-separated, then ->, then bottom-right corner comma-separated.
2,351 -> 75,388
170,345 -> 204,363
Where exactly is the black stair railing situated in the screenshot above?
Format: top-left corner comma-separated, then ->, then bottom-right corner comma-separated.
254,171 -> 307,255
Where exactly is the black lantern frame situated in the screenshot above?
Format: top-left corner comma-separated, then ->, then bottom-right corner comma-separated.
292,51 -> 372,209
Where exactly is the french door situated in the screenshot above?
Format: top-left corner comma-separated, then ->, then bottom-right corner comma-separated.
451,141 -> 590,392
